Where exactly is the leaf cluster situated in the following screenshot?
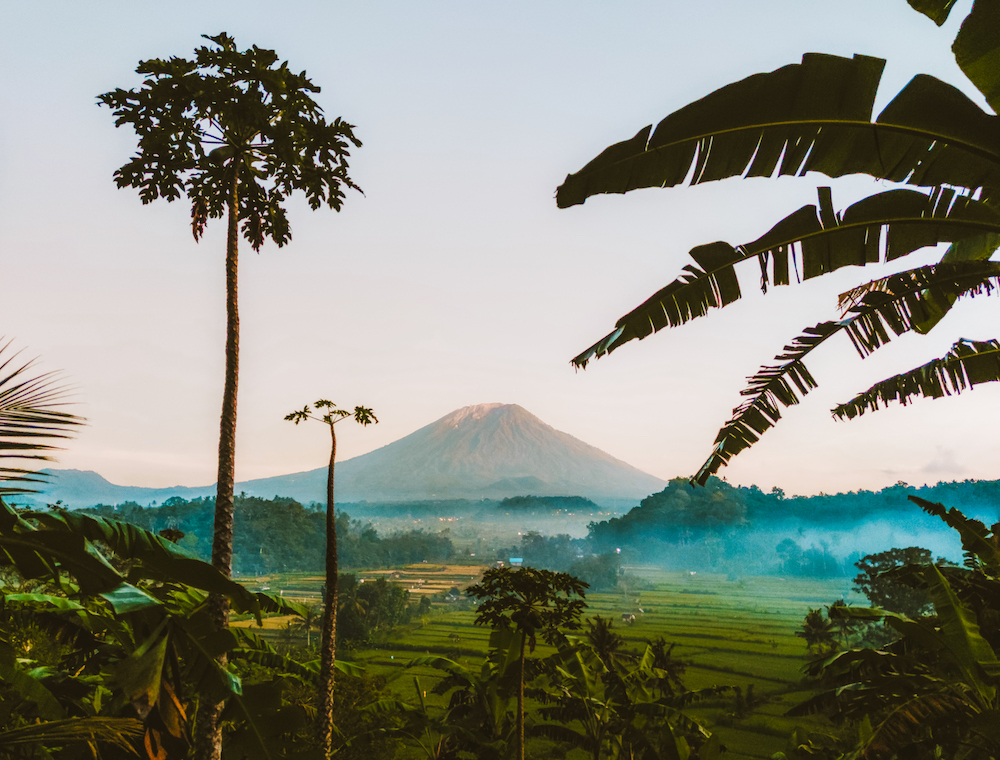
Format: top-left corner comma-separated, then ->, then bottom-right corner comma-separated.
285,400 -> 378,428
466,567 -> 588,651
0,497 -> 343,759
99,32 -> 361,250
789,496 -> 1000,759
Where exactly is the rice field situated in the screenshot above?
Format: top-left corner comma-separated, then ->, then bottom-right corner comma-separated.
239,565 -> 855,759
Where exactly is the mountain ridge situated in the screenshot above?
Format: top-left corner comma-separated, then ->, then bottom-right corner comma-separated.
32,403 -> 667,507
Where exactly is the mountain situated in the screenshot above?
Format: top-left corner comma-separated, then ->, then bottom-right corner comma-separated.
34,403 -> 667,507
26,470 -> 215,508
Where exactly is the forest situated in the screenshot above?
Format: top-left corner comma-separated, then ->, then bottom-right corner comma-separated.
80,496 -> 456,575
66,472 -> 1000,585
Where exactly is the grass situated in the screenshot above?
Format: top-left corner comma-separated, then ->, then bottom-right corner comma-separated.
238,565 -> 853,759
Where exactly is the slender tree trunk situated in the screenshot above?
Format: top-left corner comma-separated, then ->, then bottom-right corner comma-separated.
517,632 -> 526,760
195,166 -> 240,760
317,424 -> 339,756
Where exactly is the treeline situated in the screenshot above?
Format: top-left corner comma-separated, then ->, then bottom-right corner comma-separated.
494,531 -> 625,591
588,476 -> 1000,553
82,494 -> 453,575
498,495 -> 599,512
334,495 -> 604,518
337,574 -> 423,647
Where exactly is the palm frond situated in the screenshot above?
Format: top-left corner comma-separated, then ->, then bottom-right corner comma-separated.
556,53 -> 1000,210
833,337 -> 1000,420
573,187 -> 1000,368
0,341 -> 84,496
694,262 -> 1000,484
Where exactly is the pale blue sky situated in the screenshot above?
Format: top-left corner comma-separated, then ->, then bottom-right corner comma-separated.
2,1 -> 995,496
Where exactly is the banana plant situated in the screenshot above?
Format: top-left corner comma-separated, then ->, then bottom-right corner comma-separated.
403,627 -> 522,759
557,0 -> 1000,484
531,637 -> 724,760
0,499 -> 322,759
788,497 -> 1000,759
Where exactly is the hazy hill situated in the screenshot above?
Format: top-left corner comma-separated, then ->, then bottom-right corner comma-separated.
28,469 -> 214,508
34,403 -> 666,508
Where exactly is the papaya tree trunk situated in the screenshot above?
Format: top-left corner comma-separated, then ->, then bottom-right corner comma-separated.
517,631 -> 526,760
317,422 -> 339,756
195,165 -> 240,760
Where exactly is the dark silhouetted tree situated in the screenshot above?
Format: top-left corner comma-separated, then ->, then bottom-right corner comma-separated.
466,567 -> 588,760
101,36 -> 360,757
286,400 -> 376,756
854,546 -> 934,617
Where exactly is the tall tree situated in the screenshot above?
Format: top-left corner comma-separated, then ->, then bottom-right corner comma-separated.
286,400 -> 376,757
557,1 -> 1000,483
100,34 -> 360,758
854,546 -> 935,618
466,567 -> 588,760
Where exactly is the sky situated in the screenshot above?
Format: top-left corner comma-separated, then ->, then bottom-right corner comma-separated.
2,0 -> 996,497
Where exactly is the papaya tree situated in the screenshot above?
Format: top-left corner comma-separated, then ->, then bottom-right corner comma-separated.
558,1 -> 1000,484
100,35 -> 361,757
285,400 -> 377,757
465,566 -> 588,760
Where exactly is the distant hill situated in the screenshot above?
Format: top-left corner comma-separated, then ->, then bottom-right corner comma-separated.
33,403 -> 667,508
27,469 -> 215,508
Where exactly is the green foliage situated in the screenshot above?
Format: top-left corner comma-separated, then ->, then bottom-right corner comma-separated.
285,401 -> 377,429
776,539 -> 844,578
557,2 -> 1000,483
789,498 -> 1000,759
81,497 -> 454,574
797,608 -> 837,656
0,497 -> 342,758
468,567 -> 588,651
566,553 -> 623,592
393,623 -> 720,760
467,567 -> 588,760
402,627 -> 523,759
853,546 -> 934,618
531,634 -> 721,760
588,477 -> 747,554
337,575 -> 410,647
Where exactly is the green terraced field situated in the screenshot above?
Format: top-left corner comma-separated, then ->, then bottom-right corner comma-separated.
248,566 -> 856,759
